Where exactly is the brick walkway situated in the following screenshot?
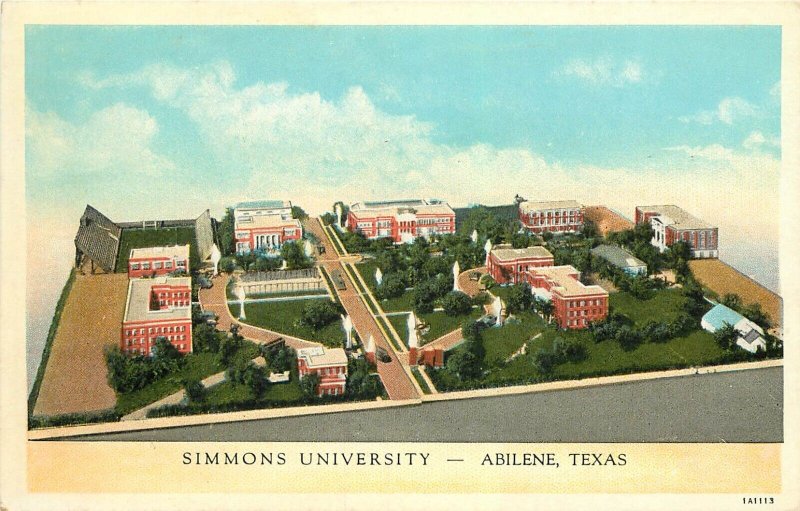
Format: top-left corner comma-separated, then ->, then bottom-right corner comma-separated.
308,219 -> 419,401
423,329 -> 465,352
198,276 -> 319,350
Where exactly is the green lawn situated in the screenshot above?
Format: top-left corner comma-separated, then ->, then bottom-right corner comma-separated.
239,299 -> 345,348
419,309 -> 482,344
115,343 -> 260,415
610,288 -> 686,326
387,314 -> 409,345
411,367 -> 432,394
490,285 -> 516,303
204,374 -> 304,406
115,227 -> 198,272
480,311 -> 548,366
355,261 -> 415,312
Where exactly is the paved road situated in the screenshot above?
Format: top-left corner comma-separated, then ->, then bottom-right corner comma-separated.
75,366 -> 782,443
306,219 -> 419,400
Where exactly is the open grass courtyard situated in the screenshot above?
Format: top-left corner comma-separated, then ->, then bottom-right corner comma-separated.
238,298 -> 345,348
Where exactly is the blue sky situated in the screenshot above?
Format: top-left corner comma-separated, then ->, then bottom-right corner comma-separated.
25,25 -> 781,288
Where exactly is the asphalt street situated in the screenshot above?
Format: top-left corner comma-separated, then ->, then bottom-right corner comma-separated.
73,366 -> 782,443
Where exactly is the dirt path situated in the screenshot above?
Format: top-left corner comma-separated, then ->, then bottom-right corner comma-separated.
33,273 -> 128,416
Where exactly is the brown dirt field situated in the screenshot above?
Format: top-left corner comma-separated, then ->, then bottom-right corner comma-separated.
689,259 -> 782,328
584,205 -> 634,236
33,272 -> 129,416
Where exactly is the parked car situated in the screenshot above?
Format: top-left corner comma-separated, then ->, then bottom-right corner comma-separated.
376,346 -> 391,363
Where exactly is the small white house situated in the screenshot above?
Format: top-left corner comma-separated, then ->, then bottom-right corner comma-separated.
701,303 -> 767,353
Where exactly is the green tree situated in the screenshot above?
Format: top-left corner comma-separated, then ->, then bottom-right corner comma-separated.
281,241 -> 312,270
291,205 -> 308,221
740,302 -> 772,330
300,372 -> 321,398
217,207 -> 236,256
615,325 -> 643,351
721,293 -> 743,310
446,349 -> 481,381
375,273 -> 406,300
243,363 -> 268,398
534,297 -> 555,323
183,378 -> 206,403
532,348 -> 558,374
505,283 -> 533,314
714,323 -> 739,350
441,291 -> 472,316
300,300 -> 343,330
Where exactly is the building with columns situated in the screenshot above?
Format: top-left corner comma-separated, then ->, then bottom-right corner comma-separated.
518,199 -> 584,234
121,276 -> 192,356
297,346 -> 349,396
346,199 -> 455,243
523,265 -> 608,329
128,244 -> 190,278
233,200 -> 302,254
635,205 -> 718,259
486,244 -> 555,284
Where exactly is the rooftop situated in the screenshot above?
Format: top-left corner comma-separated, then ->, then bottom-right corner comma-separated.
297,346 -> 348,368
637,205 -> 714,230
236,214 -> 302,229
130,244 -> 190,261
124,276 -> 192,323
531,265 -> 607,298
491,244 -> 554,262
349,199 -> 454,217
519,199 -> 583,213
234,200 -> 292,211
591,244 -> 646,269
74,204 -> 122,273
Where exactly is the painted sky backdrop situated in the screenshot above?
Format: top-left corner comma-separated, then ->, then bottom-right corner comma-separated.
25,25 -> 781,387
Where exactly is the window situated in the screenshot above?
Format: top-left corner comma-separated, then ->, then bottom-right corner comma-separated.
154,261 -> 163,269
131,263 -> 140,270
165,261 -> 173,269
177,260 -> 186,268
142,262 -> 151,270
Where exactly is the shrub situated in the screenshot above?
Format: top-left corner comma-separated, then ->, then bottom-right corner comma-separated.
375,273 -> 406,300
505,283 -> 533,313
300,300 -> 343,330
615,325 -> 643,351
441,291 -> 472,316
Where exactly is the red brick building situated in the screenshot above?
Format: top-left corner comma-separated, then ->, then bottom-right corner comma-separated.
347,199 -> 455,244
121,276 -> 192,356
297,346 -> 349,396
233,200 -> 303,254
487,244 -> 555,284
635,205 -> 718,259
128,244 -> 190,278
519,200 -> 584,234
524,265 -> 608,329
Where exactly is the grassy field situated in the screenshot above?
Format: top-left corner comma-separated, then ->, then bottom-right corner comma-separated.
609,288 -> 686,326
115,227 -> 198,272
241,299 -> 345,348
204,374 -> 304,407
420,309 -> 482,344
115,343 -> 260,415
431,289 -> 730,391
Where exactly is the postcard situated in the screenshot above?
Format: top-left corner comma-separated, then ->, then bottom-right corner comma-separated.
1,1 -> 799,510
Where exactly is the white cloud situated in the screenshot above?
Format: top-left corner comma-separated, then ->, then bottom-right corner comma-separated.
679,96 -> 759,125
26,102 -> 175,176
554,57 -> 645,87
75,61 -> 780,254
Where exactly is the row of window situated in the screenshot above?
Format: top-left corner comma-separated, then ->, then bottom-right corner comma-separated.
567,299 -> 603,307
125,334 -> 187,346
125,325 -> 188,336
567,309 -> 602,317
526,209 -> 580,217
527,217 -> 582,225
124,343 -> 187,356
158,300 -> 190,307
131,260 -> 186,271
567,318 -> 590,327
320,385 -> 344,396
155,291 -> 190,298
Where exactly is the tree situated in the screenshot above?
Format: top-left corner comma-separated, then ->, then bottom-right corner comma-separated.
300,300 -> 342,330
641,321 -> 671,344
218,331 -> 243,366
219,256 -> 237,274
375,273 -> 406,300
300,372 -> 321,398
681,280 -> 708,317
413,280 -> 438,314
183,378 -> 206,403
441,291 -> 472,316
534,297 -> 555,323
628,274 -> 654,300
243,363 -> 268,398
281,241 -> 312,270
740,302 -> 772,330
291,205 -> 308,221
505,283 -> 533,314
721,293 -> 743,310
267,346 -> 296,373
217,207 -> 236,256
446,349 -> 481,380
615,325 -> 643,351
346,359 -> 381,398
714,323 -> 739,350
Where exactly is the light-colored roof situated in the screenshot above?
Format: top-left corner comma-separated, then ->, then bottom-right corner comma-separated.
637,205 -> 714,230
531,265 -> 607,297
591,244 -> 646,269
124,276 -> 192,323
349,199 -> 454,218
519,199 -> 582,213
130,244 -> 190,261
491,245 -> 554,262
702,303 -> 745,331
234,200 -> 292,211
297,346 -> 348,368
236,214 -> 301,230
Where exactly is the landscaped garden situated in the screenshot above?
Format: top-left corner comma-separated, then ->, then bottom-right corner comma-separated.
237,298 -> 346,348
